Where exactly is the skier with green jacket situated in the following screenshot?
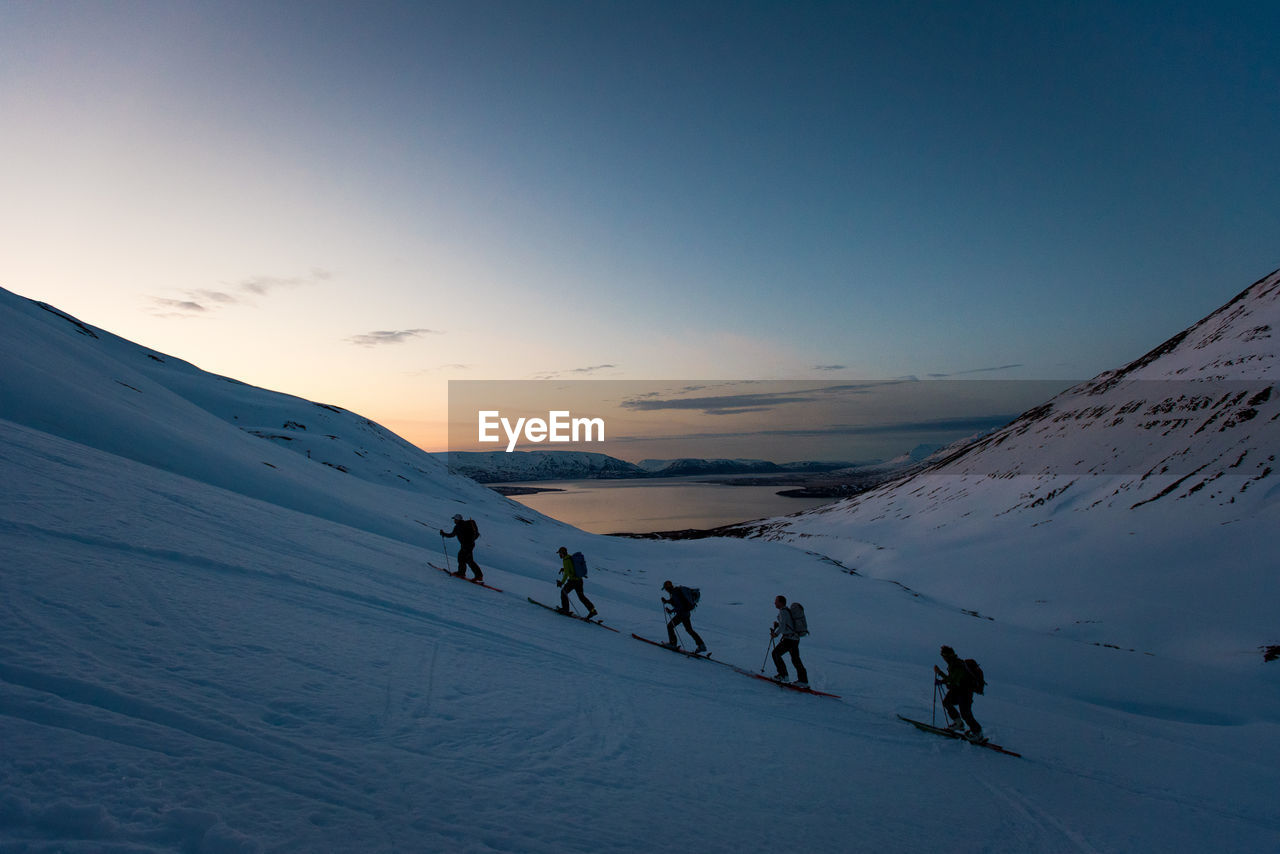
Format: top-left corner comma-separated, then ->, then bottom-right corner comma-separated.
556,547 -> 597,618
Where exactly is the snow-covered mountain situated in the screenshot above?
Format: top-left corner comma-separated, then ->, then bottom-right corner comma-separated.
638,458 -> 858,476
0,290 -> 552,551
637,457 -> 784,474
443,449 -> 648,482
443,452 -> 859,482
2,281 -> 1278,852
750,269 -> 1280,663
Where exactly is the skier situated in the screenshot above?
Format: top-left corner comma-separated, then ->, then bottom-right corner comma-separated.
439,513 -> 483,582
770,595 -> 809,687
661,580 -> 706,653
934,645 -> 982,741
555,547 -> 597,618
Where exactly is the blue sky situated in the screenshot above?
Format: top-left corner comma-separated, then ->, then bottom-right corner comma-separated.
1,1 -> 1276,452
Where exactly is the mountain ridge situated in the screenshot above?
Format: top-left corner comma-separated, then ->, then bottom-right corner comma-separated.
444,450 -> 863,482
741,268 -> 1280,662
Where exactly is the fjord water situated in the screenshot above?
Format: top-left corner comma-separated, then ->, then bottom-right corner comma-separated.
500,475 -> 834,533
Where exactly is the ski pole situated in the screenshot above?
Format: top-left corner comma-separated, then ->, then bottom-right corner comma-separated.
661,599 -> 681,647
760,634 -> 776,673
933,680 -> 948,728
440,533 -> 451,572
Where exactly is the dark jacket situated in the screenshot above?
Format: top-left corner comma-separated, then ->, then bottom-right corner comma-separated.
665,586 -> 697,616
938,655 -> 978,693
442,519 -> 478,547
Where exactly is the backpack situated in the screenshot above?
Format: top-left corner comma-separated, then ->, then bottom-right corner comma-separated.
683,587 -> 701,609
464,519 -> 480,540
571,551 -> 588,578
789,602 -> 809,637
964,658 -> 985,694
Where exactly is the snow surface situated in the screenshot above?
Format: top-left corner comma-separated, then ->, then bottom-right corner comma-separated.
2,284 -> 1279,852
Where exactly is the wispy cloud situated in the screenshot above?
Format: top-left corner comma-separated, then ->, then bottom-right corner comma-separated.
240,270 -> 329,295
347,329 -> 442,347
149,269 -> 330,317
611,414 -> 1016,443
152,298 -> 209,314
814,364 -> 847,371
532,364 -> 619,380
926,364 -> 1023,378
620,382 -> 908,415
622,392 -> 817,413
407,363 -> 470,377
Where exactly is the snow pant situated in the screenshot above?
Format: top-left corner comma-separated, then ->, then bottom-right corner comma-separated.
667,612 -> 704,649
455,543 -> 482,579
772,637 -> 808,683
560,578 -> 595,612
943,687 -> 981,734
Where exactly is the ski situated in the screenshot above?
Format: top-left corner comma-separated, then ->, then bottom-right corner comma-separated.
896,715 -> 1021,758
427,563 -> 503,592
527,598 -> 620,632
744,672 -> 841,698
631,633 -> 712,659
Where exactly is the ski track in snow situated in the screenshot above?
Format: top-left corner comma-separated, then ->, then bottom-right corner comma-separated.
981,781 -> 1102,854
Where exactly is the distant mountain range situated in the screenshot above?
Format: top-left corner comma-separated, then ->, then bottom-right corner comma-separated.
440,451 -> 864,483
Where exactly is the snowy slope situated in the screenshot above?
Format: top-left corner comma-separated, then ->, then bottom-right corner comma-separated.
0,287 -> 582,555
751,269 -> 1280,664
2,286 -> 1280,852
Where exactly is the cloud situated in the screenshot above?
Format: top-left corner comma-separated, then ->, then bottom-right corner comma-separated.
622,392 -> 818,412
406,363 -> 471,377
814,364 -> 847,371
926,364 -> 1024,378
532,364 -> 619,380
619,381 -> 906,415
152,298 -> 208,314
611,414 -> 1017,443
149,269 -> 331,317
239,271 -> 323,295
193,289 -> 238,305
347,329 -> 442,347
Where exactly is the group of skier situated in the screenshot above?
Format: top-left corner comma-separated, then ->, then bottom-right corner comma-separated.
438,513 -> 985,741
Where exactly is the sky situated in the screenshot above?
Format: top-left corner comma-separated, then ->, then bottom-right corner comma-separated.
2,0 -> 1277,454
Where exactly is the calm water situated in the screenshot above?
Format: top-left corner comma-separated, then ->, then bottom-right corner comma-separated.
500,476 -> 835,534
